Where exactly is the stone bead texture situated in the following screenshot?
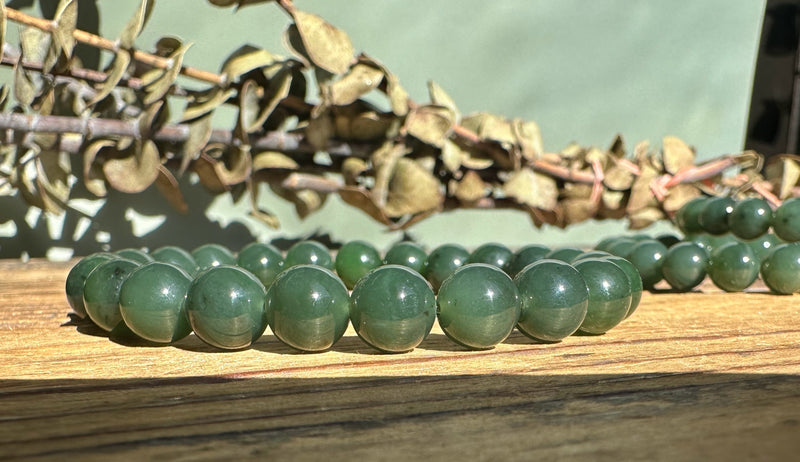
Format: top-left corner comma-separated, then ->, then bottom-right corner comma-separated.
186,265 -> 267,350
760,243 -> 800,295
335,240 -> 382,289
745,233 -> 782,262
606,238 -> 637,259
574,258 -> 632,335
116,249 -> 154,264
626,240 -> 668,289
506,244 -> 550,277
602,255 -> 643,319
707,242 -> 759,292
698,196 -> 735,235
192,244 -> 237,271
350,265 -> 436,353
773,197 -> 800,242
513,259 -> 588,343
436,264 -> 521,350
728,197 -> 774,240
545,247 -> 584,263
83,258 -> 141,331
466,243 -> 513,270
383,242 -> 427,274
661,242 -> 709,292
675,197 -> 708,234
423,244 -> 469,292
266,265 -> 350,352
284,241 -> 334,269
119,262 -> 193,343
236,242 -> 284,287
65,252 -> 116,318
151,246 -> 199,276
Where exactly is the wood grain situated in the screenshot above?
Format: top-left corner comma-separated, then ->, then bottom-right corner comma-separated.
0,259 -> 798,461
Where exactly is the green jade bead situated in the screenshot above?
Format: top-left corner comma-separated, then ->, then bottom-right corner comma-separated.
467,243 -> 513,269
627,240 -> 668,289
728,197 -> 773,240
656,234 -> 681,249
698,196 -> 735,235
688,233 -> 737,256
745,233 -> 782,262
266,265 -> 350,352
513,259 -> 588,343
506,244 -> 550,277
185,265 -> 267,350
151,246 -> 199,276
571,250 -> 611,262
602,255 -> 643,319
773,197 -> 800,242
83,258 -> 141,331
707,242 -> 759,292
423,244 -> 469,292
760,243 -> 800,295
350,265 -> 436,353
594,237 -> 619,252
116,248 -> 154,264
383,242 -> 427,274
335,240 -> 382,289
236,242 -> 284,287
119,262 -> 192,343
573,259 -> 632,335
65,252 -> 116,318
192,243 -> 236,271
284,241 -> 334,269
545,247 -> 584,263
661,242 -> 709,292
436,264 -> 521,350
606,238 -> 637,259
675,196 -> 708,234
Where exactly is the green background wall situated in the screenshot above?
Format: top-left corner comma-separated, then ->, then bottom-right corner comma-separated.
0,0 -> 766,258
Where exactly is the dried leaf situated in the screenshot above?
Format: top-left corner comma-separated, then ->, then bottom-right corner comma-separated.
246,178 -> 280,228
253,151 -> 299,170
628,207 -> 664,230
83,139 -> 114,196
342,157 -> 367,185
608,134 -> 626,158
221,45 -> 278,82
202,144 -> 252,186
503,168 -> 558,210
120,0 -> 155,49
291,10 -> 354,74
52,0 -> 77,58
427,80 -> 460,121
103,140 -> 160,193
330,63 -> 384,106
334,106 -> 395,141
180,112 -> 213,174
338,186 -> 391,225
144,40 -> 192,105
441,140 -> 463,174
0,3 -> 6,51
512,119 -> 543,162
479,113 -> 515,147
194,154 -> 228,193
372,141 -> 410,206
387,73 -> 409,116
662,135 -> 694,174
451,170 -> 488,203
181,86 -> 236,122
208,0 -> 275,8
271,183 -> 327,219
405,104 -> 454,147
35,150 -> 72,213
562,198 -> 597,225
764,155 -> 800,199
603,162 -> 635,190
601,189 -> 625,212
305,108 -> 334,151
627,164 -> 659,212
154,165 -> 188,214
383,158 -> 443,217
13,60 -> 36,108
90,50 -> 131,105
240,67 -> 292,133
663,184 -> 701,212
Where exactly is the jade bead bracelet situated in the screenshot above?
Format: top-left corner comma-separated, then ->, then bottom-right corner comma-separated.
65,240 -> 644,354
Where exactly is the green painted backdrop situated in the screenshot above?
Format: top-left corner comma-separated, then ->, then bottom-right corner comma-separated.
0,0 -> 766,258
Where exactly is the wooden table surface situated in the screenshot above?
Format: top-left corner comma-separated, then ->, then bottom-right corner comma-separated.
0,258 -> 798,461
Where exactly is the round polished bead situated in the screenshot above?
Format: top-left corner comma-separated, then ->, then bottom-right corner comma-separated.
350,265 -> 436,353
689,233 -> 737,257
656,234 -> 681,249
626,240 -> 668,289
728,197 -> 773,240
185,265 -> 267,350
545,247 -> 584,263
594,237 -> 619,252
192,243 -> 236,271
383,242 -> 427,274
266,265 -> 350,352
151,246 -> 199,276
661,242 -> 709,292
284,241 -> 334,269
513,259 -> 588,343
606,238 -> 637,258
119,262 -> 192,343
760,243 -> 800,295
467,243 -> 513,270
116,248 -> 154,264
571,250 -> 611,262
236,242 -> 284,287
675,197 -> 708,234
437,264 -> 521,350
65,252 -> 116,318
602,255 -> 643,319
699,196 -> 735,235
745,233 -> 782,262
773,197 -> 800,242
83,258 -> 141,331
335,240 -> 382,289
423,244 -> 469,292
573,259 -> 631,335
707,242 -> 759,292
506,244 -> 550,277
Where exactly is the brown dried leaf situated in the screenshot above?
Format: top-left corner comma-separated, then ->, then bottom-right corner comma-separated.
663,184 -> 701,213
628,207 -> 664,230
181,86 -> 235,122
144,40 -> 191,105
608,134 -> 626,158
603,163 -> 635,190
120,0 -> 154,49
662,135 -> 694,174
441,140 -> 463,174
203,144 -> 252,186
0,4 -> 6,51
253,151 -> 299,170
627,164 -> 659,212
384,158 -> 444,217
83,139 -> 113,197
305,108 -> 334,151
562,198 -> 597,225
512,119 -> 543,162
90,50 -> 131,105
103,140 -> 160,194
372,141 -> 410,207
452,170 -> 488,203
35,150 -> 71,214
330,63 -> 384,106
180,112 -> 213,174
194,153 -> 228,193
427,80 -> 460,121
405,104 -> 454,148
338,186 -> 391,224
13,60 -> 36,108
765,155 -> 800,199
221,45 -> 278,82
52,0 -> 77,58
333,104 -> 395,141
271,183 -> 327,219
342,158 -> 367,185
291,10 -> 354,74
154,165 -> 188,214
246,179 -> 280,228
503,168 -> 558,211
601,189 -> 625,212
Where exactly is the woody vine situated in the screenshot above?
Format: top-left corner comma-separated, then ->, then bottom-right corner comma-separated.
0,0 -> 795,233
